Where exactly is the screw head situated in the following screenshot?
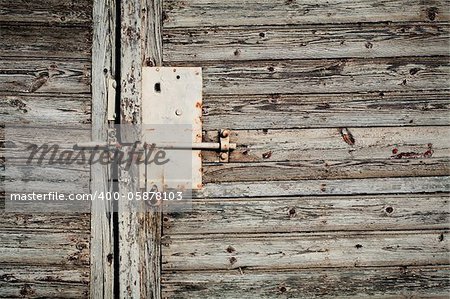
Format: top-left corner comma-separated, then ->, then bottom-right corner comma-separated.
175,109 -> 183,116
220,152 -> 228,160
221,130 -> 230,138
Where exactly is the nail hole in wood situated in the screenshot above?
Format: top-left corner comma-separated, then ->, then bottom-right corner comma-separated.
385,206 -> 394,214
226,246 -> 235,253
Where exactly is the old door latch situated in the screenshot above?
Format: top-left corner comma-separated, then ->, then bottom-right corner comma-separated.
141,67 -> 236,189
77,67 -> 235,190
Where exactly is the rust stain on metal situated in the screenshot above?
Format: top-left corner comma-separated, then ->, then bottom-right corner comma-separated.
339,128 -> 355,146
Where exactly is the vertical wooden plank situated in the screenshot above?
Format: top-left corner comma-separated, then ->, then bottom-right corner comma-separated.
119,0 -> 162,298
141,2 -> 163,296
142,2 -> 163,298
90,0 -> 116,298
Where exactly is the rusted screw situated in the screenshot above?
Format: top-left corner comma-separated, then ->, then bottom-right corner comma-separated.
220,152 -> 228,160
221,130 -> 230,138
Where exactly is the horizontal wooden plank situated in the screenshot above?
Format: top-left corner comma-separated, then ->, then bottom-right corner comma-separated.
204,158 -> 450,183
0,124 -> 90,154
162,266 -> 450,298
0,213 -> 89,231
164,194 -> 450,234
197,176 -> 450,198
0,283 -> 88,299
0,58 -> 91,94
0,265 -> 89,284
164,24 -> 450,61
0,230 -> 89,266
172,57 -> 450,95
0,94 -> 91,126
3,163 -> 90,195
203,126 -> 450,163
162,231 -> 449,270
0,0 -> 92,25
163,0 -> 450,28
202,91 -> 450,130
0,25 -> 91,59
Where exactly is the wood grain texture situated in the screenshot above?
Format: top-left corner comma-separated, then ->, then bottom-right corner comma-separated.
163,0 -> 450,28
0,265 -> 89,298
142,1 -> 164,298
202,126 -> 450,163
162,267 -> 450,298
0,25 -> 91,59
198,176 -> 450,198
171,57 -> 450,95
202,91 -> 450,130
0,230 -> 89,266
163,194 -> 450,234
90,0 -> 116,297
0,58 -> 91,94
119,0 -> 163,298
203,158 -> 450,182
0,94 -> 91,126
0,1 -> 94,297
0,213 -> 89,232
0,283 -> 88,299
0,0 -> 92,25
162,231 -> 449,270
202,127 -> 450,177
3,162 -> 90,194
1,125 -> 90,159
164,24 -> 450,62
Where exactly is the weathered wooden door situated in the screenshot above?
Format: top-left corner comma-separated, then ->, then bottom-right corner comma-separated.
92,0 -> 450,298
1,0 -> 449,298
156,1 -> 450,298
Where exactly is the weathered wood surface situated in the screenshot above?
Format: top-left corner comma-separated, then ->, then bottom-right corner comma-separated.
0,265 -> 89,298
0,259 -> 89,298
163,0 -> 450,28
1,125 -> 90,159
162,266 -> 450,298
0,58 -> 91,94
198,176 -> 449,198
90,0 -> 116,297
202,125 -> 450,182
3,163 -> 89,194
162,230 -> 449,270
119,0 -> 163,298
0,94 -> 91,126
172,57 -> 450,95
0,25 -> 91,59
3,57 -> 448,96
0,213 -> 89,231
0,230 -> 89,266
203,126 -> 450,162
0,283 -> 88,299
0,0 -> 92,25
202,91 -> 450,130
204,158 -> 450,183
0,1 -> 93,298
163,194 -> 449,234
164,24 -> 450,61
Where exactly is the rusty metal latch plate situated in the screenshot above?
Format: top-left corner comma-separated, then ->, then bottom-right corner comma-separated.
142,67 -> 203,190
